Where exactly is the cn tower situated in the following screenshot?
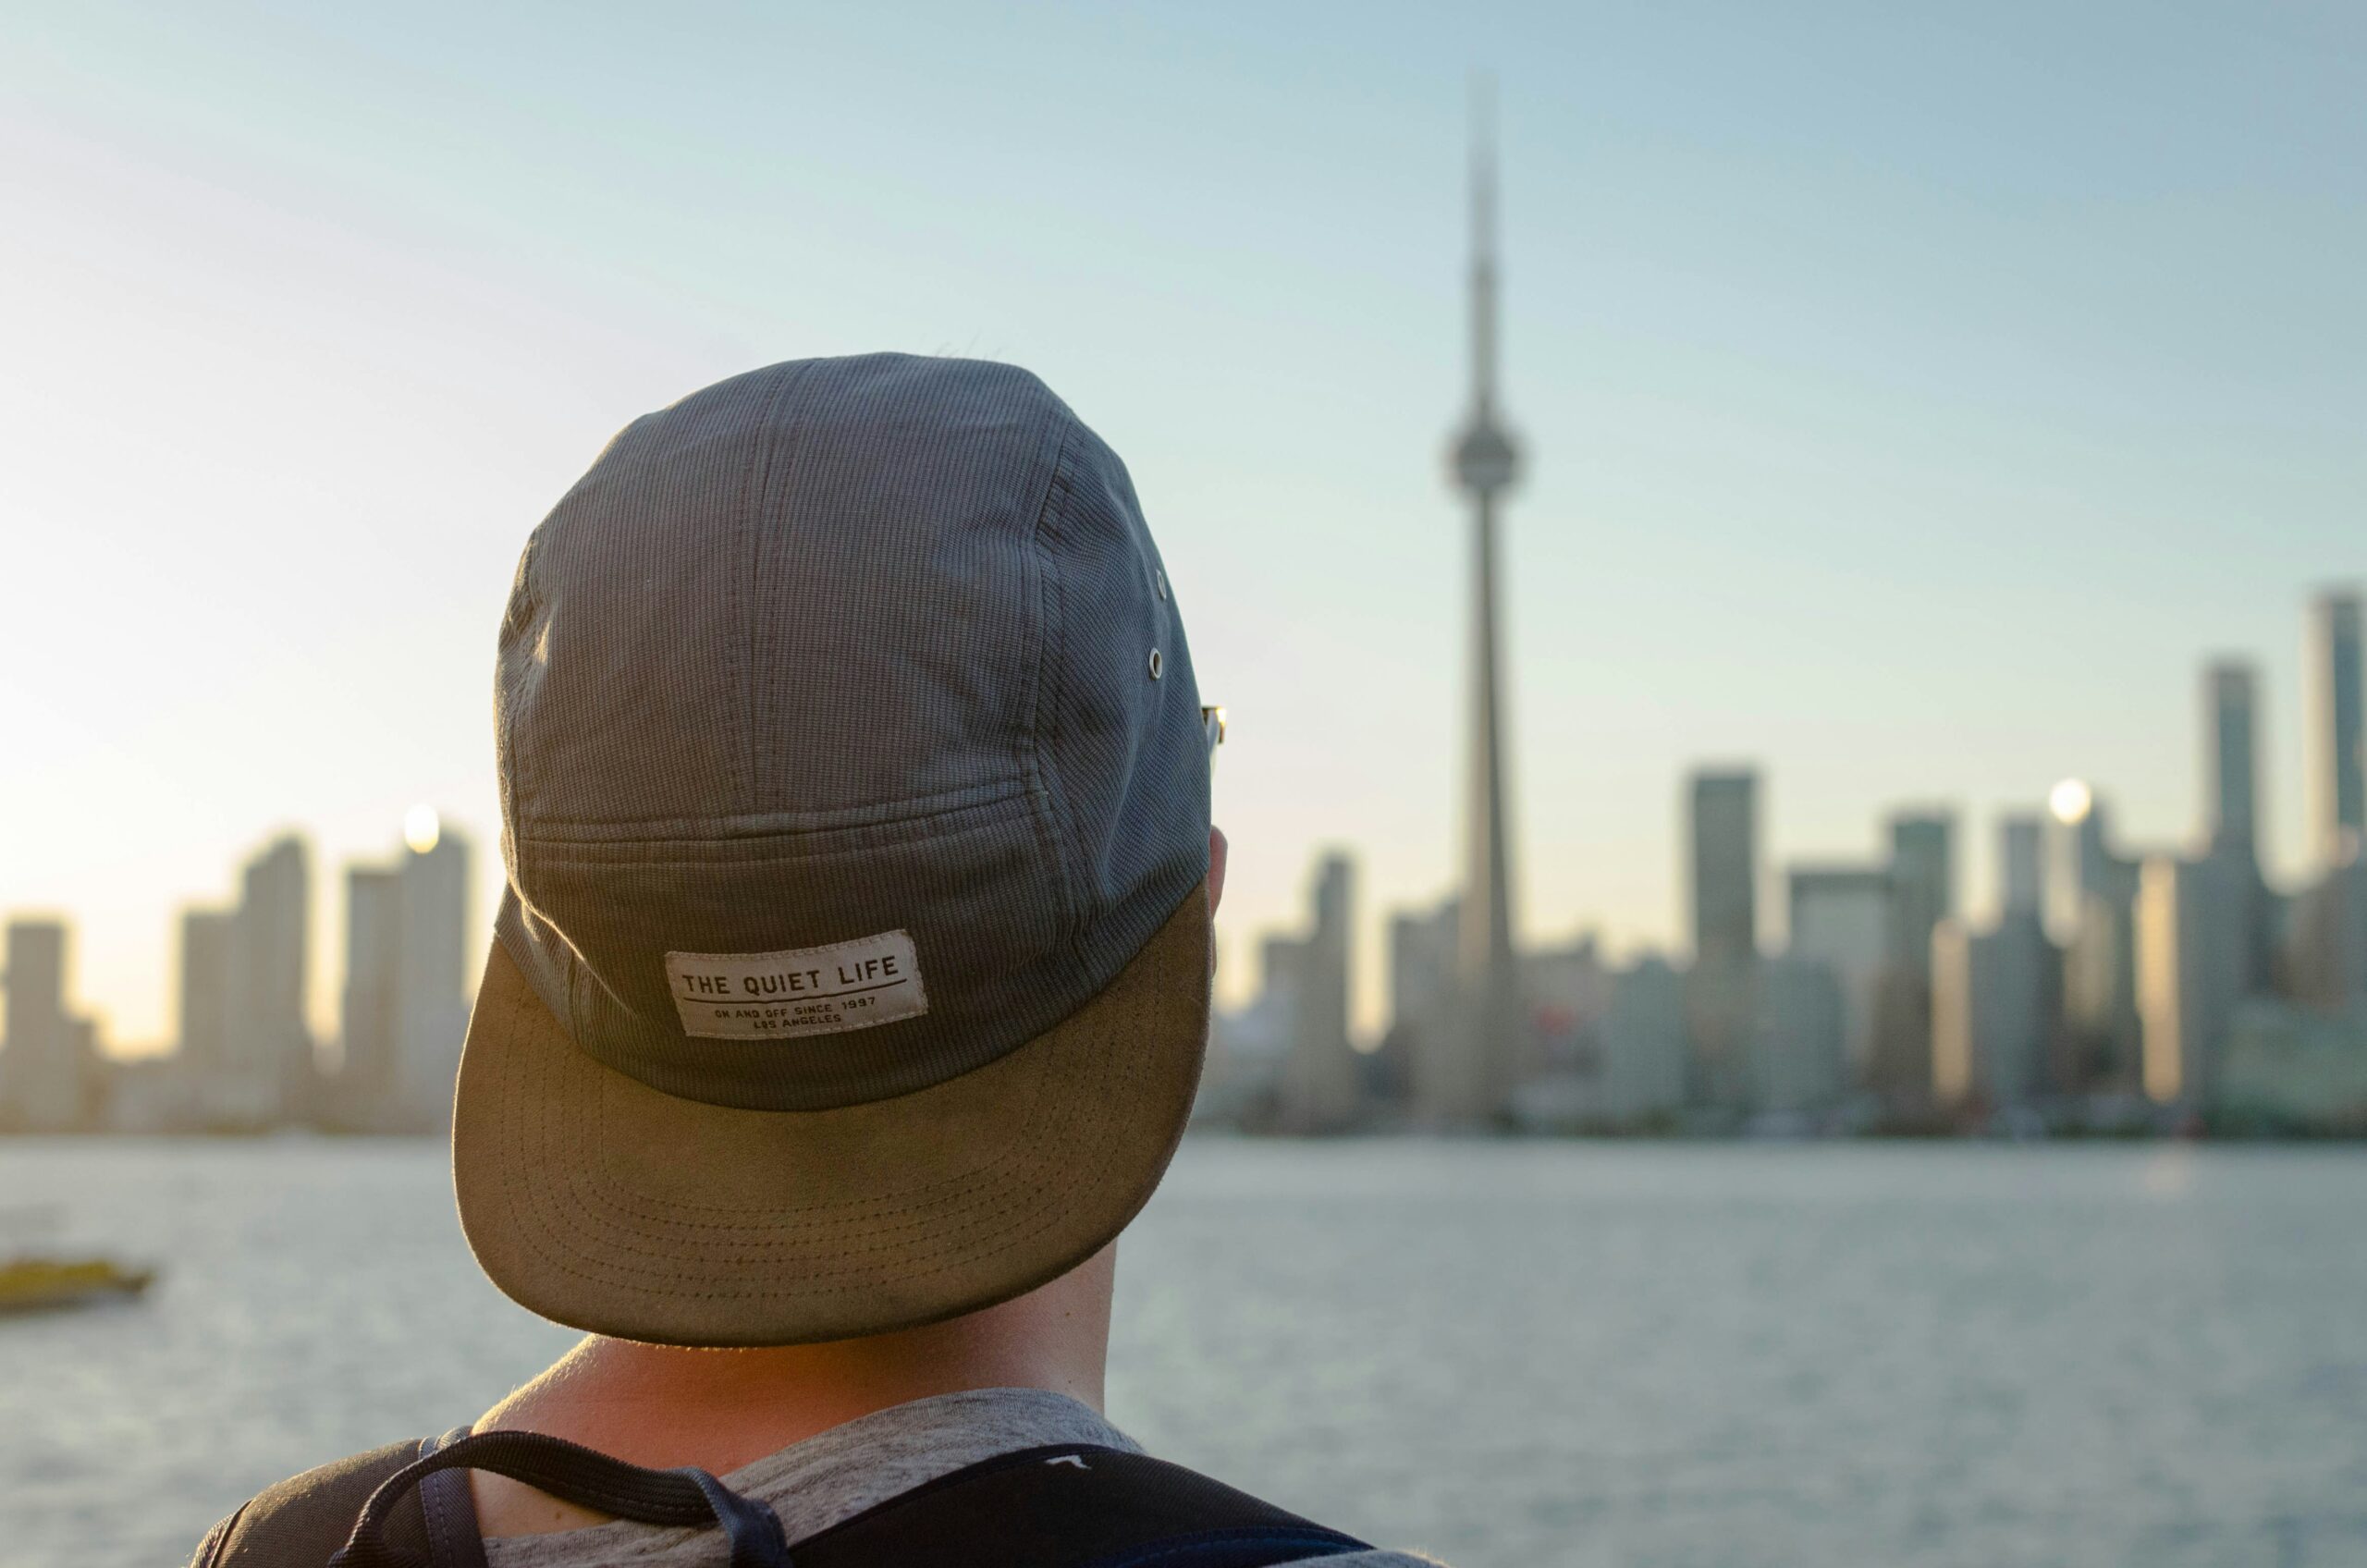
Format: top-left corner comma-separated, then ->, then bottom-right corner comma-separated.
1440,85 -> 1525,1125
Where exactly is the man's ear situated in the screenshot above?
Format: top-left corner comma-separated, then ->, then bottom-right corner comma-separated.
1208,827 -> 1229,914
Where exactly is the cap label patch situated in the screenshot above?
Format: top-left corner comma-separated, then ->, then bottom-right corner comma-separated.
664,930 -> 928,1040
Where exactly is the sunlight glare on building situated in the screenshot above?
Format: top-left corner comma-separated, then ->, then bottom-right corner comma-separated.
403,804 -> 442,855
2049,778 -> 2094,825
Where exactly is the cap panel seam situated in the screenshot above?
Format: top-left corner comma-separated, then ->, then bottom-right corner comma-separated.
1021,415 -> 1084,948
497,525 -> 544,978
738,362 -> 813,806
520,789 -> 1030,869
514,778 -> 1032,847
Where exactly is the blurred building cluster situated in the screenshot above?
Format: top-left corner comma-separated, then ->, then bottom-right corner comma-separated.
0,815 -> 472,1134
1202,590 -> 2367,1138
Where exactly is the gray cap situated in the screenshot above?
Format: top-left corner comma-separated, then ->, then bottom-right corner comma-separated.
452,354 -> 1212,1347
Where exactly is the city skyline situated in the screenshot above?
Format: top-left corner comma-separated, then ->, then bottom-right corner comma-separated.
0,815 -> 473,1132
7,580 -> 2362,1057
6,582 -> 2360,1133
1205,580 -> 2367,1134
5,5 -> 2364,1045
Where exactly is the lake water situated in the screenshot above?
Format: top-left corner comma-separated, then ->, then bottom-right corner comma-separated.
4,1138 -> 2365,1568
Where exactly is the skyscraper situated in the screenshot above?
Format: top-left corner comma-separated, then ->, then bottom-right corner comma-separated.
1928,918 -> 1980,1107
1436,86 -> 1525,1127
2048,782 -> 2142,1093
2137,853 -> 2246,1107
2043,780 -> 2133,942
395,825 -> 472,1127
1686,768 -> 1760,1106
2306,588 -> 2364,866
2202,658 -> 2275,991
1999,814 -> 2043,917
336,818 -> 473,1131
1276,851 -> 1359,1132
1931,909 -> 2054,1112
1786,865 -> 1891,1079
1391,896 -> 1460,1118
177,908 -> 235,1074
1688,770 -> 1760,969
339,866 -> 404,1113
1871,810 -> 1954,1101
2282,860 -> 2367,1015
1748,956 -> 1846,1115
218,833 -> 312,1126
2204,659 -> 2261,862
1602,955 -> 1687,1121
2295,592 -> 2367,1015
1886,812 -> 1955,979
1,919 -> 81,1128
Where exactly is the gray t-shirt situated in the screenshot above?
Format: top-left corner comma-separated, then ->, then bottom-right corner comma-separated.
484,1386 -> 1441,1568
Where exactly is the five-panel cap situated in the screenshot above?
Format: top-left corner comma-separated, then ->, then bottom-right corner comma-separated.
452,353 -> 1211,1346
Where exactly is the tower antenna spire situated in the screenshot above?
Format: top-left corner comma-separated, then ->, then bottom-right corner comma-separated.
1469,71 -> 1500,416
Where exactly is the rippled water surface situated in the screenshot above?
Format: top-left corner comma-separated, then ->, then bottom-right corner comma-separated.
5,1139 -> 2366,1567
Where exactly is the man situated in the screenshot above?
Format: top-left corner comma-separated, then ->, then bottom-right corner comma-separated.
197,355 -> 1441,1566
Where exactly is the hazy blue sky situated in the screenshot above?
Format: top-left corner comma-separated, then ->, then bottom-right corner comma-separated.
3,1 -> 2361,1044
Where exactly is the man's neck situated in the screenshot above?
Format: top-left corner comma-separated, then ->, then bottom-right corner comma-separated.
471,1247 -> 1115,1537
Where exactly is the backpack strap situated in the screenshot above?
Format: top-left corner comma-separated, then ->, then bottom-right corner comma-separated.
414,1430 -> 489,1568
794,1443 -> 1371,1568
329,1429 -> 791,1568
202,1435 -> 1368,1568
190,1438 -> 435,1568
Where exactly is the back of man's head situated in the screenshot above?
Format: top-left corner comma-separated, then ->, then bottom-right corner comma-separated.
450,353 -> 1213,1347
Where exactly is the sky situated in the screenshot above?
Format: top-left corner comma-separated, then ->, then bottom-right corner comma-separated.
2,1 -> 2362,1048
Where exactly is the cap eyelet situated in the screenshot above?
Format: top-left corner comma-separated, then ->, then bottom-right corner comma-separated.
1154,569 -> 1169,601
1147,649 -> 1163,680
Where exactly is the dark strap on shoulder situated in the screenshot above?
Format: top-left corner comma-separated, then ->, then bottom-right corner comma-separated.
793,1443 -> 1370,1568
416,1430 -> 486,1568
191,1439 -> 432,1568
330,1429 -> 790,1568
202,1435 -> 1367,1568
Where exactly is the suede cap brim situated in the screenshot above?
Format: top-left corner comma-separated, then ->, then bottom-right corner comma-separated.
452,882 -> 1209,1347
